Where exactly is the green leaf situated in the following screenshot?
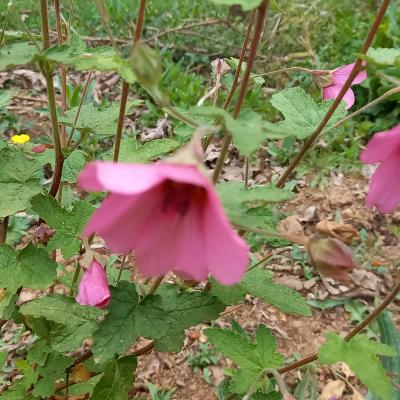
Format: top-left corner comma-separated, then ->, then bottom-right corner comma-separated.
365,48 -> 400,66
0,89 -> 16,109
62,150 -> 86,183
33,352 -> 74,397
66,374 -> 103,396
205,0 -> 262,11
0,360 -> 38,400
27,339 -> 52,366
319,333 -> 395,400
0,42 -> 38,70
20,295 -> 101,352
0,351 -> 7,368
0,146 -> 43,217
154,285 -> 225,352
31,194 -> 93,258
44,35 -> 86,65
191,106 -> 288,155
266,87 -> 347,139
211,268 -> 310,316
207,325 -> 284,393
0,243 -> 57,292
105,137 -> 180,163
225,57 -> 264,84
0,289 -> 18,319
242,269 -> 311,316
59,101 -> 142,136
92,281 -> 167,363
90,355 -> 137,400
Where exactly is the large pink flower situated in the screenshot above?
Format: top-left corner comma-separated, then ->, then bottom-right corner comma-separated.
78,162 -> 249,285
322,63 -> 367,109
76,260 -> 111,308
360,124 -> 400,213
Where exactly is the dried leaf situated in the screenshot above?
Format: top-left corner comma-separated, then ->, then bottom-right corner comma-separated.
316,220 -> 359,244
319,379 -> 345,400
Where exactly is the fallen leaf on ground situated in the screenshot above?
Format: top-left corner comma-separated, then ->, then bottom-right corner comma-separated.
319,379 -> 345,400
316,220 -> 359,244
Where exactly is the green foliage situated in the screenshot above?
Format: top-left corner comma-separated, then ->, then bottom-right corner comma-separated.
266,87 -> 347,139
62,150 -> 86,183
147,383 -> 176,400
225,58 -> 265,85
31,194 -> 93,258
20,295 -> 101,352
0,360 -> 38,400
0,243 -> 57,292
154,285 -> 225,352
0,146 -> 43,217
217,181 -> 294,227
92,281 -> 167,363
319,333 -> 395,400
90,355 -> 137,400
205,0 -> 262,10
188,342 -> 220,370
190,106 -> 288,155
0,90 -> 15,109
104,137 -> 180,163
0,290 -> 17,319
207,325 -> 284,393
365,48 -> 400,66
27,339 -> 52,366
0,42 -> 38,71
59,101 -> 142,136
211,268 -> 311,316
33,352 -> 74,397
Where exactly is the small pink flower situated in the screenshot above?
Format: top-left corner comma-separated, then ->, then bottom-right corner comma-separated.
78,162 -> 249,285
76,260 -> 111,308
360,124 -> 400,213
322,63 -> 367,109
32,144 -> 47,153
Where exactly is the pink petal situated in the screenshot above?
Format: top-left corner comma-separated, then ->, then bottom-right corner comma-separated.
76,260 -> 111,308
332,63 -> 367,85
360,124 -> 400,164
203,193 -> 249,285
365,154 -> 400,213
78,162 -> 208,195
323,85 -> 354,109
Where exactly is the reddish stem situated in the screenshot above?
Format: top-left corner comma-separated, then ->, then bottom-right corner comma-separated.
113,0 -> 147,162
276,0 -> 392,188
0,217 -> 9,243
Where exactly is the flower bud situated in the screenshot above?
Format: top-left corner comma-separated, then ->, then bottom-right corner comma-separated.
76,260 -> 111,308
32,144 -> 47,153
307,235 -> 357,281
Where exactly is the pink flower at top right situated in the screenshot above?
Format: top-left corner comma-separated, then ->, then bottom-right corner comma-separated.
360,124 -> 400,213
322,63 -> 367,109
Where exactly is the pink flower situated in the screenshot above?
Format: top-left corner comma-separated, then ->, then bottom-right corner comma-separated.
360,124 -> 400,213
32,144 -> 47,153
322,63 -> 367,109
76,260 -> 111,308
78,162 -> 249,285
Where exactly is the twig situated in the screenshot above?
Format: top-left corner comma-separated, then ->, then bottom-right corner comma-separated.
212,1 -> 270,184
113,0 -> 147,162
276,0 -> 392,188
54,0 -> 68,146
276,279 -> 400,374
0,217 -> 9,244
147,276 -> 164,296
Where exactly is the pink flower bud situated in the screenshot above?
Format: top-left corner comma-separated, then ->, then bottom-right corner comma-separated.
32,144 -> 47,153
307,235 -> 357,281
76,260 -> 111,308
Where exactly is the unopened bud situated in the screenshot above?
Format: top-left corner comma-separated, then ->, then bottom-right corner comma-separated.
32,144 -> 47,153
307,235 -> 357,281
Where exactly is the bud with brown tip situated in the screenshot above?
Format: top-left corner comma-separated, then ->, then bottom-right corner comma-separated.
307,235 -> 357,281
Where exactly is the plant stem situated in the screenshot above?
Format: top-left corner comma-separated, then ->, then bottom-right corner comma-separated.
113,0 -> 147,162
276,279 -> 400,375
0,217 -> 9,244
54,0 -> 68,146
40,0 -> 64,198
66,71 -> 93,147
276,0 -> 392,188
212,0 -> 269,184
69,261 -> 81,297
147,275 -> 164,296
116,255 -> 127,284
0,3 -> 11,46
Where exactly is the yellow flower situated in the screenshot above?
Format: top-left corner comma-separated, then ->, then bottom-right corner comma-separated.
11,134 -> 30,144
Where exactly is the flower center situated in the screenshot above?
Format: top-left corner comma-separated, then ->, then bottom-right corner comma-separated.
161,180 -> 205,218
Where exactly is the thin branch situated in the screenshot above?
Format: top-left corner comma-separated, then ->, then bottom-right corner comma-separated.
276,279 -> 400,374
54,0 -> 68,146
147,276 -> 164,296
0,217 -> 9,244
276,0 -> 392,188
113,0 -> 147,162
212,1 -> 269,184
